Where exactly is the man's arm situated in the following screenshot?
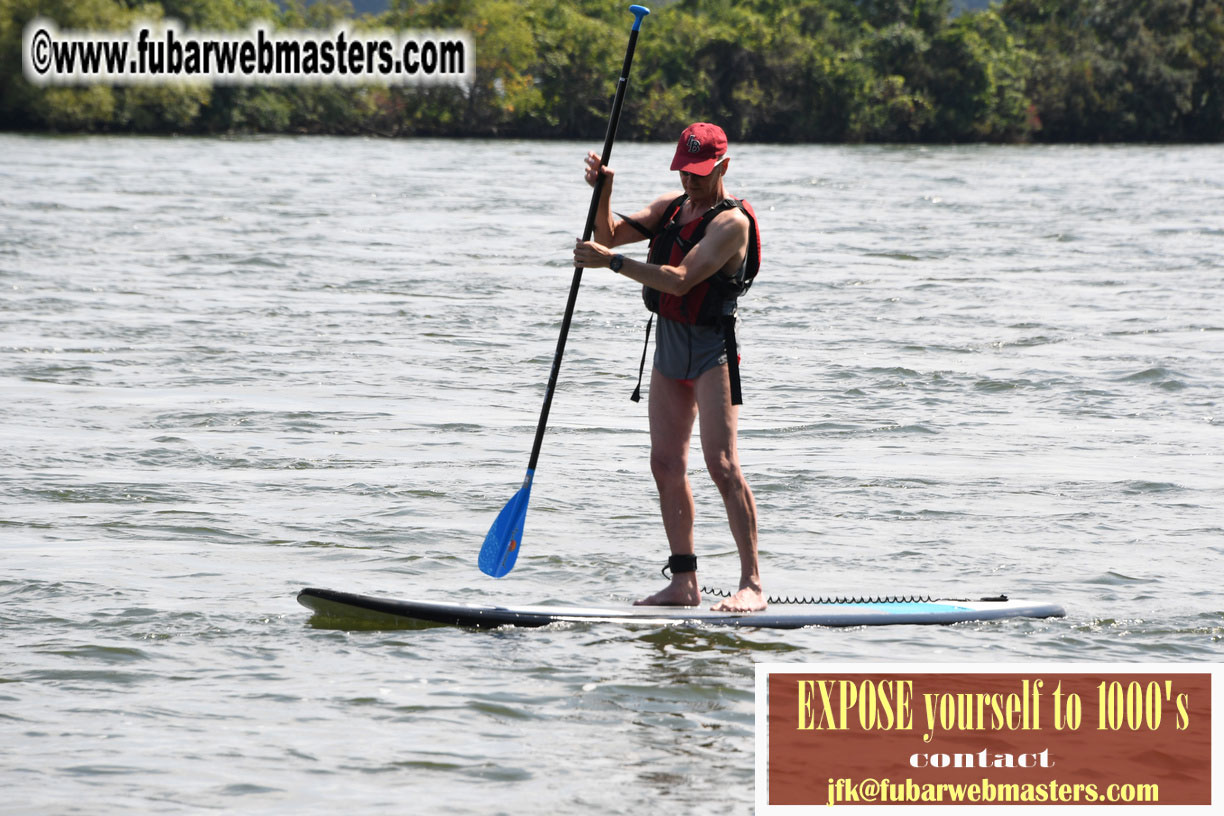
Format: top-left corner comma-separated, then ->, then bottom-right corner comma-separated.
585,151 -> 678,249
575,208 -> 749,295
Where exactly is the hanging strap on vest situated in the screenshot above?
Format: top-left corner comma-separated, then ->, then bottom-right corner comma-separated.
629,314 -> 653,403
616,212 -> 656,240
722,314 -> 742,406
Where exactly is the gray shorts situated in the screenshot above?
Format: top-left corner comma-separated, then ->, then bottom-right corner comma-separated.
653,315 -> 730,381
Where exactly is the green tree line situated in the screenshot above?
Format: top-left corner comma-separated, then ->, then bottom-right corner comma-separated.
1,0 -> 1221,141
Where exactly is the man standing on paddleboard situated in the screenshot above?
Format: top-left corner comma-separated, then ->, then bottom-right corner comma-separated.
573,123 -> 765,613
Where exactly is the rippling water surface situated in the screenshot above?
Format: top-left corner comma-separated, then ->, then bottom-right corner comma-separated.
2,135 -> 1222,813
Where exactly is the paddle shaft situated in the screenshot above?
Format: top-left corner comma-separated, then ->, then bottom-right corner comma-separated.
526,9 -> 647,472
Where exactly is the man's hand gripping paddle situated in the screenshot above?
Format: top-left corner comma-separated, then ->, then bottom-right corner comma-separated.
479,5 -> 650,578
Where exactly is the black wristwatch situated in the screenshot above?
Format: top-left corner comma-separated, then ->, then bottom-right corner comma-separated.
609,254 -> 625,273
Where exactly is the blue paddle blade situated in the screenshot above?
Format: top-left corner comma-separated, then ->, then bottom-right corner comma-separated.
478,471 -> 534,577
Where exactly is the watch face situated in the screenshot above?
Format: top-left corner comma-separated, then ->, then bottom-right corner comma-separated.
611,254 -> 624,271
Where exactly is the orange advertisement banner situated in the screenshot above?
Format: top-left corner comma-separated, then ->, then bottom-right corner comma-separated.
761,668 -> 1213,808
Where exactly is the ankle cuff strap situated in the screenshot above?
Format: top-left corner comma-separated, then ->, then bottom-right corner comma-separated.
667,554 -> 697,574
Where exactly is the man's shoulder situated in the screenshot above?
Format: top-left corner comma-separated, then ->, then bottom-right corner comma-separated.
650,190 -> 687,211
709,202 -> 750,235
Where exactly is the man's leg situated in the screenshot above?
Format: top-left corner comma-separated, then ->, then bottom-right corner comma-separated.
634,367 -> 701,606
695,363 -> 765,612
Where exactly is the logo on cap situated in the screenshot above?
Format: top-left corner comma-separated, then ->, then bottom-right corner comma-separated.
686,134 -> 701,154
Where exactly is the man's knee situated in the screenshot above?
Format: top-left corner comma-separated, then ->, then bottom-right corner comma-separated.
703,450 -> 741,493
651,450 -> 687,486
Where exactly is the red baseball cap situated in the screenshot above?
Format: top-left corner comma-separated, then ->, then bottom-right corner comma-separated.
670,122 -> 728,175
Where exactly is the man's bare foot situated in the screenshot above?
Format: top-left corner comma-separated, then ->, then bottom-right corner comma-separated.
634,575 -> 701,607
710,584 -> 767,613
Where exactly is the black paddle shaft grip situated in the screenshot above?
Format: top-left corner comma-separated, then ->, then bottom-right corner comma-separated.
526,13 -> 646,472
583,26 -> 642,241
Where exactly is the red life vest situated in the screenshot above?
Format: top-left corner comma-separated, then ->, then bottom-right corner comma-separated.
642,194 -> 761,324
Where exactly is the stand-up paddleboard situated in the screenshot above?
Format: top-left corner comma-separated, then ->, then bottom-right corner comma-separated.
297,588 -> 1065,629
